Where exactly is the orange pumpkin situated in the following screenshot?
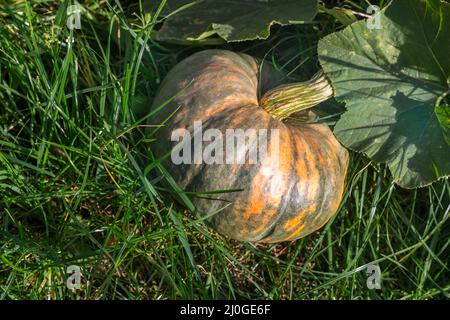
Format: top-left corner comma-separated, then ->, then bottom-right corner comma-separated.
151,49 -> 348,242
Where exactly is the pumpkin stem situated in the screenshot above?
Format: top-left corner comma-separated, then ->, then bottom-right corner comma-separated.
260,71 -> 333,121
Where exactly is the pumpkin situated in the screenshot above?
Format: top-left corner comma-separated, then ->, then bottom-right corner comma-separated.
151,49 -> 349,243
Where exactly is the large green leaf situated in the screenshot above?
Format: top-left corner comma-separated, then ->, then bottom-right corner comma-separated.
155,0 -> 318,42
318,0 -> 450,188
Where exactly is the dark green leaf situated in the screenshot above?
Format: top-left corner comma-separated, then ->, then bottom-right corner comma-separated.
156,0 -> 318,42
318,0 -> 450,188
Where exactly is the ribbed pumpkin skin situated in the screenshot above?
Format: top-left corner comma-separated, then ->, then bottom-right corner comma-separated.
152,49 -> 349,243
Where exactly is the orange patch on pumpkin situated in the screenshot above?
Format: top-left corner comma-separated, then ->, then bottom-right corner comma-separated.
283,204 -> 317,232
250,207 -> 278,236
242,127 -> 292,222
202,96 -> 257,120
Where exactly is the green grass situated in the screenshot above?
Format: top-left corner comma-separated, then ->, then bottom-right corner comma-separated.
0,0 -> 449,300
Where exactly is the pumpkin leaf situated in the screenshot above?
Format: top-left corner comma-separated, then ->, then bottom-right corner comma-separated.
318,0 -> 450,188
155,0 -> 318,42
